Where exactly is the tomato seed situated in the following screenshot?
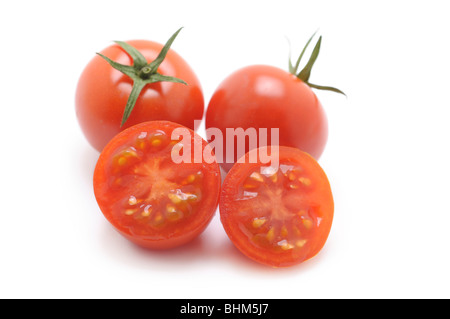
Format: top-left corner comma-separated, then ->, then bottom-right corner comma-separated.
266,227 -> 275,242
302,219 -> 313,229
296,239 -> 307,248
252,218 -> 266,228
125,209 -> 136,216
250,172 -> 264,182
299,177 -> 311,186
128,196 -> 138,206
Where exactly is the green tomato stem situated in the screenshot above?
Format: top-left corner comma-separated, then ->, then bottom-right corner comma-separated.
97,27 -> 187,127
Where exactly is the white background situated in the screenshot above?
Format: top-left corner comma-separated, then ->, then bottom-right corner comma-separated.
1,0 -> 449,299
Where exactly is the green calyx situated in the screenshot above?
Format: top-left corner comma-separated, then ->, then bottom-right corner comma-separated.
288,32 -> 346,96
97,27 -> 187,127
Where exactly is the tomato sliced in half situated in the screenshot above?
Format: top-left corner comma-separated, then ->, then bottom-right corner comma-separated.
220,146 -> 334,267
94,121 -> 221,249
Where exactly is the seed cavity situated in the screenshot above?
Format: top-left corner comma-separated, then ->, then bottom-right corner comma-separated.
185,193 -> 198,202
168,191 -> 198,204
260,166 -> 278,177
243,183 -> 258,189
252,218 -> 266,228
243,171 -> 267,189
166,204 -> 177,213
278,240 -> 294,250
141,205 -> 152,217
269,173 -> 278,183
186,174 -> 196,183
168,193 -> 182,204
118,157 -> 127,166
167,210 -> 183,222
151,138 -> 162,147
280,225 -> 288,238
153,212 -> 164,225
299,177 -> 311,186
125,209 -> 137,216
250,172 -> 264,182
266,227 -> 275,242
125,148 -> 138,157
114,147 -> 140,168
128,196 -> 138,206
136,132 -> 148,150
147,131 -> 167,148
302,219 -> 313,229
296,239 -> 307,248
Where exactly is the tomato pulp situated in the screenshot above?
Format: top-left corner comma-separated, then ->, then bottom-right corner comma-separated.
94,121 -> 221,249
220,146 -> 334,267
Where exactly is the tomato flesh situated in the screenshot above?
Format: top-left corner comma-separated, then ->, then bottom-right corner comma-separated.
220,146 -> 333,267
94,121 -> 221,249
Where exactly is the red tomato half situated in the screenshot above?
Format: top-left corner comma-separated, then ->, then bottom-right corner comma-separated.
94,121 -> 221,249
220,146 -> 333,267
76,40 -> 204,152
205,65 -> 328,172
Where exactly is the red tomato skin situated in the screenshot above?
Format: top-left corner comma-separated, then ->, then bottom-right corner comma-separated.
93,121 -> 221,250
76,40 -> 204,152
205,65 -> 328,172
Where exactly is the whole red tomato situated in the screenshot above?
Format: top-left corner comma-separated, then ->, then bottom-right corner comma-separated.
76,29 -> 204,152
205,34 -> 344,172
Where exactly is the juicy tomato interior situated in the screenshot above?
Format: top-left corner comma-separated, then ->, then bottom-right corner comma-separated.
220,146 -> 334,267
94,121 -> 221,249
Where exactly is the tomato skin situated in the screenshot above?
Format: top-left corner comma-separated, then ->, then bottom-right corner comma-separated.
93,121 -> 221,250
220,146 -> 334,267
205,65 -> 328,172
76,40 -> 204,152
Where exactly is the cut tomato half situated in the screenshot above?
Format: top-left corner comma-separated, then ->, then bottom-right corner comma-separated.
94,121 -> 221,249
220,146 -> 334,267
